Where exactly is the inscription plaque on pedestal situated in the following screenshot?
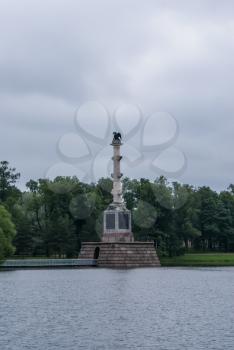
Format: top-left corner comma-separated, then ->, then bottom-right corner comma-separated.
106,213 -> 115,230
118,212 -> 129,229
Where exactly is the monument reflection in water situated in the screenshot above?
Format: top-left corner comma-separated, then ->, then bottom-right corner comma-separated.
79,132 -> 160,267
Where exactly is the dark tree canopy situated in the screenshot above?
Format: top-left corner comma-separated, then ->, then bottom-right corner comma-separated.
0,161 -> 20,202
2,161 -> 234,258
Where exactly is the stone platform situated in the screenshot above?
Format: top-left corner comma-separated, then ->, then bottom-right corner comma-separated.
79,242 -> 161,268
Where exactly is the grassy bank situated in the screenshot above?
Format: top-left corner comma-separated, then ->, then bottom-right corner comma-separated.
160,253 -> 234,267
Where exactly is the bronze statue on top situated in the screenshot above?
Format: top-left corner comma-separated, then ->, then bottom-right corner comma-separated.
113,131 -> 122,142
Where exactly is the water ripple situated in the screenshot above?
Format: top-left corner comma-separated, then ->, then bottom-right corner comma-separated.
0,268 -> 234,350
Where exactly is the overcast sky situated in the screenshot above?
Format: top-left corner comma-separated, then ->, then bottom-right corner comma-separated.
1,0 -> 234,191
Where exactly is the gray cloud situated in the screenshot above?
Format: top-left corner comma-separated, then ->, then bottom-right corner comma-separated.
0,0 -> 234,191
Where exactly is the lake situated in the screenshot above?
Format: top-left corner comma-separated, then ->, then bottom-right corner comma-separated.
0,267 -> 234,350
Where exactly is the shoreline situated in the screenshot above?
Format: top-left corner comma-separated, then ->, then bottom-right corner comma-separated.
2,253 -> 234,269
160,253 -> 234,267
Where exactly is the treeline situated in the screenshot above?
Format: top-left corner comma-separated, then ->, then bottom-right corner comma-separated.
1,160 -> 234,260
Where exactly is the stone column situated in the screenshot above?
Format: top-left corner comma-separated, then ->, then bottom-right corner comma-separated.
111,139 -> 123,204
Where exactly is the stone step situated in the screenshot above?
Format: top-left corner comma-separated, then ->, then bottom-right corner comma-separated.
79,242 -> 161,268
99,263 -> 161,268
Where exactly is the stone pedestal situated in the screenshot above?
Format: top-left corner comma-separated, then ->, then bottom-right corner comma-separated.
103,206 -> 134,242
79,242 -> 161,268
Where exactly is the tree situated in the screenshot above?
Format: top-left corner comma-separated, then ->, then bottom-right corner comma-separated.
11,194 -> 40,256
197,187 -> 220,250
0,161 -> 20,203
16,177 -> 101,257
172,183 -> 201,249
217,190 -> 234,251
0,205 -> 16,261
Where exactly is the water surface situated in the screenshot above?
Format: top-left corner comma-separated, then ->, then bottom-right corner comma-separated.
0,267 -> 234,349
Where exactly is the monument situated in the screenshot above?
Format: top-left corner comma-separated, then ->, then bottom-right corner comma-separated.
102,132 -> 134,243
79,132 -> 160,267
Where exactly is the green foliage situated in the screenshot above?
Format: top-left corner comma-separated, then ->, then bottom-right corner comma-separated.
2,160 -> 234,259
0,205 -> 16,261
0,161 -> 20,203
